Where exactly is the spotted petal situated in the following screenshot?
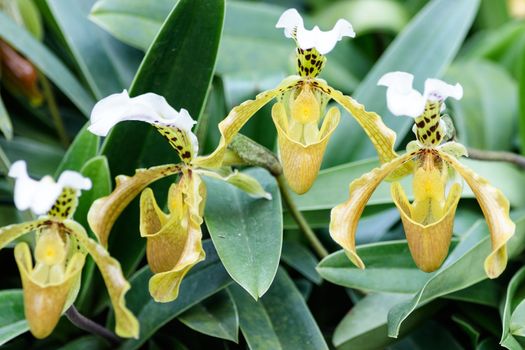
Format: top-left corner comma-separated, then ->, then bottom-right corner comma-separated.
63,220 -> 139,338
141,173 -> 206,302
330,152 -> 416,268
0,219 -> 48,250
15,242 -> 85,339
194,76 -> 302,168
272,102 -> 340,194
439,151 -> 515,278
87,164 -> 182,247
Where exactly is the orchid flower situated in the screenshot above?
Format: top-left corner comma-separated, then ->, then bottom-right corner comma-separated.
1,161 -> 138,339
195,8 -> 406,194
330,71 -> 515,278
87,91 -> 270,303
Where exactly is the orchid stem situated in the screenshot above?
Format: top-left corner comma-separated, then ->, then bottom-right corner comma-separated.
65,305 -> 120,345
467,147 -> 525,169
276,174 -> 328,259
39,73 -> 69,147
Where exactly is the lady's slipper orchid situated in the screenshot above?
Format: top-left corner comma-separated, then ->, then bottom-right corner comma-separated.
330,71 -> 515,278
87,91 -> 270,303
1,161 -> 138,339
195,8 -> 404,194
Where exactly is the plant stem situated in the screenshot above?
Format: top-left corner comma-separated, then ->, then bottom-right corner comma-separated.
467,147 -> 525,169
65,305 -> 120,344
276,174 -> 328,259
39,73 -> 69,147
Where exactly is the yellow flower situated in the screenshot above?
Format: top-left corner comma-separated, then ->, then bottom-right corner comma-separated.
195,8 -> 406,194
330,72 -> 515,278
87,91 -> 270,302
2,161 -> 138,339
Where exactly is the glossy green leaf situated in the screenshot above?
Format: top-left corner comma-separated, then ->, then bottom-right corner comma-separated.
45,0 -> 141,98
444,279 -> 501,307
55,124 -> 99,176
230,268 -> 328,350
0,137 -> 63,177
204,168 -> 282,299
445,60 -> 517,151
100,0 -> 224,274
89,0 -> 176,51
333,293 -> 441,350
118,240 -> 232,350
0,290 -> 28,346
501,267 -> 525,349
178,289 -> 238,342
451,314 -> 480,349
56,336 -> 108,350
281,241 -> 321,285
293,157 -> 525,212
315,0 -> 408,35
518,45 -> 525,154
388,321 -> 465,350
0,94 -> 12,140
388,211 -> 525,337
0,11 -> 95,115
325,0 -> 480,165
317,240 -> 430,294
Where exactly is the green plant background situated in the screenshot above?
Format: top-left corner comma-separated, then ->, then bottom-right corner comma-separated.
1,0 -> 525,349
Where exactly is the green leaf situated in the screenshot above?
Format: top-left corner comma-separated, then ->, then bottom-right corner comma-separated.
281,241 -> 321,285
89,0 -> 176,51
293,157 -> 525,212
315,0 -> 409,35
0,11 -> 95,115
56,336 -> 108,350
445,60 -> 517,151
118,240 -> 232,350
451,313 -> 480,349
15,0 -> 44,40
0,137 -> 63,177
325,0 -> 480,166
387,211 -> 525,338
317,241 -> 430,294
44,0 -> 141,98
388,320 -> 465,350
55,124 -> 99,176
204,168 -> 282,299
520,44 -> 525,156
0,94 -> 13,140
333,293 -> 441,350
229,268 -> 328,350
444,279 -> 502,307
178,289 -> 239,342
0,290 -> 28,346
100,0 -> 224,274
501,267 -> 525,349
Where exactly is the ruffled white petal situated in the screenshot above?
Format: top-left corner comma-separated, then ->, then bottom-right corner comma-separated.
88,90 -> 198,146
275,8 -> 303,38
378,71 -> 425,118
276,8 -> 355,55
57,171 -> 92,193
424,78 -> 463,102
8,160 -> 91,215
